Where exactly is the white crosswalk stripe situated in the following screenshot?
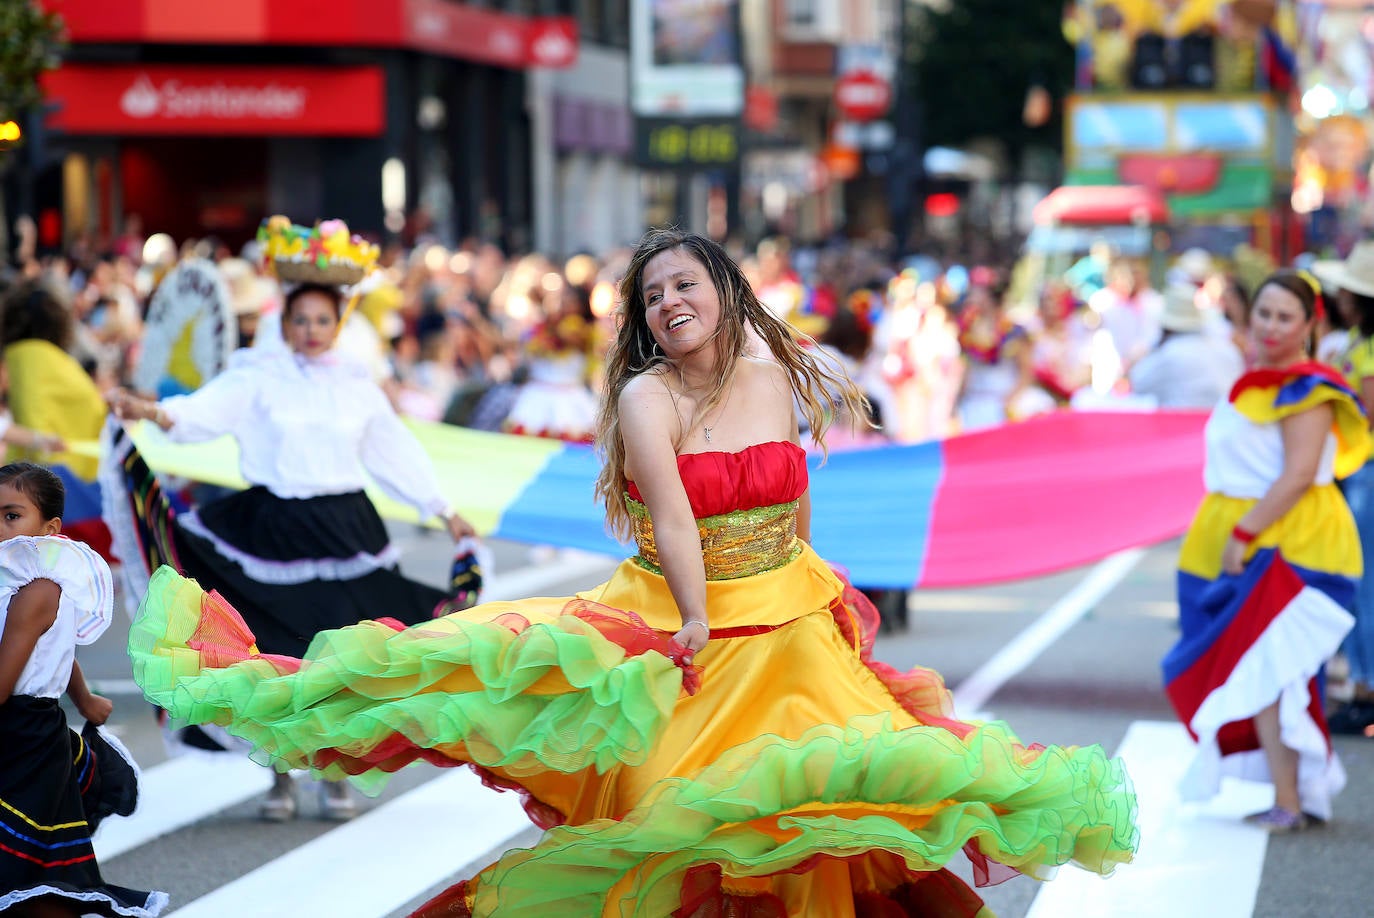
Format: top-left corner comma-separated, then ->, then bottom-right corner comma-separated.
169,769 -> 528,918
1027,721 -> 1270,918
94,755 -> 273,861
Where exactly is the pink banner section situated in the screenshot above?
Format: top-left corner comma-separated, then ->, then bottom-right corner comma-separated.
923,411 -> 1209,587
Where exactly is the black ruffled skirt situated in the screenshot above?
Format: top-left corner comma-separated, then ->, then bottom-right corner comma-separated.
173,487 -> 450,657
0,696 -> 166,916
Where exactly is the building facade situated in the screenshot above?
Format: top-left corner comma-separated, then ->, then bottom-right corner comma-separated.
27,0 -> 644,257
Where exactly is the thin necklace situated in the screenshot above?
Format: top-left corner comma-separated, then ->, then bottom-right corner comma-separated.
679,365 -> 730,443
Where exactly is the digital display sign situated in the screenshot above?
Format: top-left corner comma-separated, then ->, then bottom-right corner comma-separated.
635,118 -> 740,169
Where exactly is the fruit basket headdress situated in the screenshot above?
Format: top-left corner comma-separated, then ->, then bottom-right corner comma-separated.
256,215 -> 380,330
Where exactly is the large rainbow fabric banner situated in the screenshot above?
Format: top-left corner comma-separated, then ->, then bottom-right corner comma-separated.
122,410 -> 1209,589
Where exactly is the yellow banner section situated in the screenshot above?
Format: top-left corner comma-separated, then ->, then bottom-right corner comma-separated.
110,419 -> 566,535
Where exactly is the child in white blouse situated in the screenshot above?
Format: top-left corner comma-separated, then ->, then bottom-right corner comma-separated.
0,464 -> 108,724
0,462 -> 165,916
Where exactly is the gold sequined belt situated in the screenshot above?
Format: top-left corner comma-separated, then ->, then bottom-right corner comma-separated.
627,497 -> 802,581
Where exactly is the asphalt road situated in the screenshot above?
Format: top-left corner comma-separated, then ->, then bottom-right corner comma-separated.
71,529 -> 1374,917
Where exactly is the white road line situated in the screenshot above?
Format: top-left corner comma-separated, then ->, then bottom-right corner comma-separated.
1026,720 -> 1269,918
170,768 -> 529,918
89,677 -> 143,696
94,755 -> 274,861
951,548 -> 1146,713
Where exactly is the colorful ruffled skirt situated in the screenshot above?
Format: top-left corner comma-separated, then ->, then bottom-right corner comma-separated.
1163,485 -> 1359,819
130,542 -> 1137,916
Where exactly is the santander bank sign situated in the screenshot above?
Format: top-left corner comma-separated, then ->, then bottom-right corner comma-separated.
44,64 -> 385,137
119,74 -> 308,121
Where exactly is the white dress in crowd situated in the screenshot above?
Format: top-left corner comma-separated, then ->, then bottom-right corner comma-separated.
504,350 -> 599,441
1129,333 -> 1246,409
1089,286 -> 1163,368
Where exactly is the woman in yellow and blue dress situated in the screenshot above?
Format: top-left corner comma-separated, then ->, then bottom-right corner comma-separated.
128,229 -> 1138,916
1163,269 -> 1369,834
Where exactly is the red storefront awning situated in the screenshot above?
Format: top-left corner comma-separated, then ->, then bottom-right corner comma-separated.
40,0 -> 577,69
1032,185 -> 1170,226
41,65 -> 385,136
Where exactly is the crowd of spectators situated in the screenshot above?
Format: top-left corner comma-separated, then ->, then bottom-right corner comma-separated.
0,216 -> 1297,453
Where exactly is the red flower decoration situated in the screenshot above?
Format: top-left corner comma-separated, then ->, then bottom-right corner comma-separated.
306,234 -> 328,268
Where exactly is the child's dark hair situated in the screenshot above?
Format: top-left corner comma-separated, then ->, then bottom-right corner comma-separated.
0,462 -> 65,520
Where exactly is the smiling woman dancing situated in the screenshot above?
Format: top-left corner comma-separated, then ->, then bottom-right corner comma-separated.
128,229 -> 1137,916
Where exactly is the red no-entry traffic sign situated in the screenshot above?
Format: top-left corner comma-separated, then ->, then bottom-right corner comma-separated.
834,70 -> 891,123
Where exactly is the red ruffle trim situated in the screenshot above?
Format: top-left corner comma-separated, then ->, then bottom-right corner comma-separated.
188,590 -> 301,675
675,857 -> 990,918
410,879 -> 474,917
677,864 -> 787,917
405,858 -> 991,917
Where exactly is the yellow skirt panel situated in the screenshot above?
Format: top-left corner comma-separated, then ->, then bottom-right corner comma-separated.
577,540 -> 845,633
1179,484 -> 1361,580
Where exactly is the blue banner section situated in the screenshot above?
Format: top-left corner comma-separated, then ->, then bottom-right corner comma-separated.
807,442 -> 942,589
495,443 -> 628,556
52,464 -> 104,525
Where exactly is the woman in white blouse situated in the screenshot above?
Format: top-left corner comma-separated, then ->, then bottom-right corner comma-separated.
109,282 -> 474,821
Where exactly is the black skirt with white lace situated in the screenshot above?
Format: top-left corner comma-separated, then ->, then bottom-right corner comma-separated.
0,696 -> 166,917
172,486 -> 451,657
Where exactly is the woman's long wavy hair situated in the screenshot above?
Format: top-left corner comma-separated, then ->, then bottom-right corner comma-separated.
594,228 -> 869,538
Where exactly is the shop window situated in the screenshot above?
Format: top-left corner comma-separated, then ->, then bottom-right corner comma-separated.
783,0 -> 841,42
62,153 -> 91,244
1130,33 -> 1215,90
603,0 -> 629,48
575,0 -> 602,40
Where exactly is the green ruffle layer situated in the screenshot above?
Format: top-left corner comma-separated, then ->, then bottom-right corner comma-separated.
471,713 -> 1138,915
128,567 -> 685,793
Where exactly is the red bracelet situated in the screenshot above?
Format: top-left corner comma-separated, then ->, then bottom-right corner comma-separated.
1231,525 -> 1257,544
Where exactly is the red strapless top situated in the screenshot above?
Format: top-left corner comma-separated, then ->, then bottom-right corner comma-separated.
626,441 -> 807,517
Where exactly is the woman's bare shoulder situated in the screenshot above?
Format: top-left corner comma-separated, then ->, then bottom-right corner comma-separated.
620,367 -> 674,403
738,353 -> 791,395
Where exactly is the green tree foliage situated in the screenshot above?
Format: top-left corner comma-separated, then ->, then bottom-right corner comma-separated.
0,0 -> 64,118
911,0 -> 1073,159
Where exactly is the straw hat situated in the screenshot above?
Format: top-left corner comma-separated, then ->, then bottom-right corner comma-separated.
1160,283 -> 1205,333
1177,248 -> 1213,284
218,258 -> 273,317
1317,240 -> 1374,298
